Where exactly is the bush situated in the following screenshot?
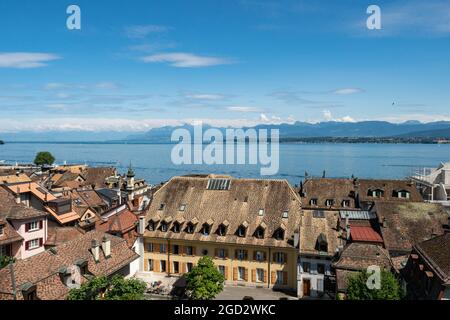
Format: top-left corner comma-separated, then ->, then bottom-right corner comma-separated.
346,269 -> 401,300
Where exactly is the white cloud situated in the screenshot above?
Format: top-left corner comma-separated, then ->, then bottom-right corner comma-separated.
124,25 -> 170,38
185,94 -> 226,101
322,109 -> 355,122
227,105 -> 263,113
0,52 -> 60,68
141,52 -> 233,68
332,88 -> 363,95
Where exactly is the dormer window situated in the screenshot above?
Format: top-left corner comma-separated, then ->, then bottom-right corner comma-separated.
254,226 -> 265,239
394,190 -> 410,199
369,189 -> 384,198
342,200 -> 350,207
310,198 -> 318,206
325,199 -> 334,206
282,211 -> 289,218
160,221 -> 168,232
158,203 -> 165,210
217,224 -> 227,236
179,204 -> 186,211
201,223 -> 210,236
172,222 -> 181,233
273,228 -> 285,240
186,222 -> 195,234
258,209 -> 264,216
316,233 -> 328,252
148,221 -> 156,231
237,225 -> 247,237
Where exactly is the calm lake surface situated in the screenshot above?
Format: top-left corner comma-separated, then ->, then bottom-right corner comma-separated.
1,142 -> 449,185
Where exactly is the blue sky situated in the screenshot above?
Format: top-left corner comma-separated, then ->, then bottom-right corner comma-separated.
1,0 -> 450,132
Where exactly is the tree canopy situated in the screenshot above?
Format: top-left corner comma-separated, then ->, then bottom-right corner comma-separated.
184,256 -> 225,300
0,256 -> 15,269
67,275 -> 146,300
33,151 -> 55,166
346,269 -> 402,300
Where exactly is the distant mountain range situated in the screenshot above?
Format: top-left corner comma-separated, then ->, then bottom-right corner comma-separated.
2,121 -> 450,143
125,121 -> 450,143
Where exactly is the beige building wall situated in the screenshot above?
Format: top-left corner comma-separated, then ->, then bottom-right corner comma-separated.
143,237 -> 298,291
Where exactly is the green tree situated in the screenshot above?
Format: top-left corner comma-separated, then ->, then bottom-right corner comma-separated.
33,151 -> 55,166
346,269 -> 401,300
67,275 -> 146,300
0,256 -> 15,269
184,256 -> 225,300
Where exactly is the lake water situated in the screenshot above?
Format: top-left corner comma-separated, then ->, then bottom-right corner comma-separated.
1,142 -> 449,185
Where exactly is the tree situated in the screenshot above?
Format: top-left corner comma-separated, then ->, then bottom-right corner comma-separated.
0,256 -> 15,269
33,151 -> 55,166
184,256 -> 225,300
346,269 -> 401,300
67,275 -> 146,300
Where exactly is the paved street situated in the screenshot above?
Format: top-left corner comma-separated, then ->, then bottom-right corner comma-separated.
216,286 -> 298,300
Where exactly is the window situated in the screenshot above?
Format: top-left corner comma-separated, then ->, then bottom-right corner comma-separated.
369,189 -> 384,198
172,222 -> 180,233
148,259 -> 154,271
173,261 -> 179,273
0,224 -> 4,236
342,200 -> 350,207
23,289 -> 37,300
282,211 -> 289,218
254,227 -> 265,239
317,263 -> 325,275
310,198 -> 318,206
395,190 -> 410,199
160,222 -> 168,232
274,252 -> 285,264
160,260 -> 167,272
237,226 -> 246,237
160,244 -> 167,253
147,243 -> 154,252
185,246 -> 193,256
172,245 -> 180,255
256,268 -> 264,282
238,267 -> 245,281
186,223 -> 195,234
217,224 -> 227,236
27,221 -> 41,232
276,271 -> 284,285
317,279 -> 324,293
236,249 -> 247,261
26,238 -> 42,250
218,265 -> 226,277
303,262 -> 311,273
254,251 -> 265,262
201,223 -> 210,236
179,204 -> 186,211
186,262 -> 193,272
158,203 -> 165,210
0,244 -> 11,256
313,210 -> 325,218
217,249 -> 227,259
325,199 -> 334,206
258,209 -> 264,216
273,228 -> 284,240
148,221 -> 156,231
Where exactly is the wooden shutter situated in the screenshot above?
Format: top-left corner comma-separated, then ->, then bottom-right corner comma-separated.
273,253 -> 276,262
181,262 -> 186,273
263,270 -> 268,283
282,272 -> 288,285
168,262 -> 172,273
214,248 -> 219,258
251,269 -> 256,282
144,259 -> 149,271
25,240 -> 30,250
244,268 -> 248,281
284,253 -> 288,264
235,249 -> 239,259
154,260 -> 160,272
179,246 -> 184,256
39,220 -> 43,229
224,249 -> 228,259
192,246 -> 196,255
244,250 -> 248,260
153,243 -> 159,253
233,267 -> 238,281
224,266 -> 229,280
39,238 -> 43,246
271,271 -> 276,284
253,251 -> 257,261
25,223 -> 30,232
263,251 -> 267,261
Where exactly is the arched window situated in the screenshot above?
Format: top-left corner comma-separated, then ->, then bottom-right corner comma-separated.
316,233 -> 328,252
172,222 -> 180,233
201,223 -> 210,236
185,222 -> 195,234
368,188 -> 384,198
254,226 -> 265,239
273,228 -> 284,240
217,224 -> 227,236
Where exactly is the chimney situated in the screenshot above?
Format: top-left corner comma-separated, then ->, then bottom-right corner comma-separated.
322,170 -> 326,178
138,216 -> 146,235
345,213 -> 351,240
101,236 -> 111,259
15,187 -> 20,204
382,217 -> 387,228
91,240 -> 100,262
117,189 -> 121,205
293,228 -> 300,248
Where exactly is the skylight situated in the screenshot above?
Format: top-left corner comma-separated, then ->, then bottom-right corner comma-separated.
206,178 -> 231,190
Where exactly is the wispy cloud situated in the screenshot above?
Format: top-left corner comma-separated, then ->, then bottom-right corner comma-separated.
185,93 -> 227,101
0,52 -> 60,68
332,88 -> 363,95
124,25 -> 170,38
141,52 -> 234,68
227,105 -> 263,113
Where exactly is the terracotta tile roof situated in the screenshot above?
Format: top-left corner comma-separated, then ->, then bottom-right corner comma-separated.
300,210 -> 342,256
0,173 -> 32,184
44,206 -> 80,225
96,208 -> 138,236
358,179 -> 423,203
46,221 -> 85,247
414,232 -> 450,285
144,175 -> 302,248
4,181 -> 56,202
350,225 -> 383,243
0,230 -> 139,300
0,220 -> 23,246
70,189 -> 106,210
374,201 -> 448,253
300,178 -> 357,209
333,243 -> 392,271
81,167 -> 116,189
0,187 -> 48,220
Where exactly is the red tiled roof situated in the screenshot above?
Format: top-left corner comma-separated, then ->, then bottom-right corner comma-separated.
350,225 -> 383,243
